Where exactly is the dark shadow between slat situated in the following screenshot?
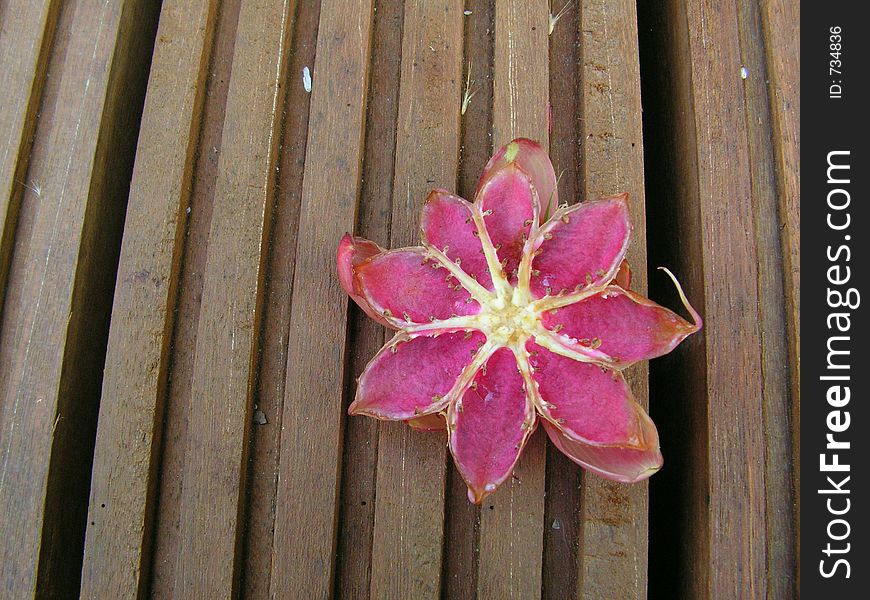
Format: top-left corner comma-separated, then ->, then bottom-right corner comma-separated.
637,1 -> 711,597
32,2 -> 161,596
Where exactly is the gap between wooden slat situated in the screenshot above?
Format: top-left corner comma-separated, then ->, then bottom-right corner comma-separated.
0,0 -> 160,596
268,1 -> 375,596
168,0 -> 296,595
477,2 -> 549,598
79,1 -> 220,597
640,0 -> 769,596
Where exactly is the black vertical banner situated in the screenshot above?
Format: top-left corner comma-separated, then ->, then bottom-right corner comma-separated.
803,4 -> 869,597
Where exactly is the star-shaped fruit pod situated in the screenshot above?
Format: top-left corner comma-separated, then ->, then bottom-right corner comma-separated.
337,138 -> 701,504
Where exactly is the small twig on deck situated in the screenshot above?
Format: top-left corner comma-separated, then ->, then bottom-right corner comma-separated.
461,61 -> 478,116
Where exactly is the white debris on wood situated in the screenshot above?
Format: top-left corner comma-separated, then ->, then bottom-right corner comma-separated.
302,66 -> 312,93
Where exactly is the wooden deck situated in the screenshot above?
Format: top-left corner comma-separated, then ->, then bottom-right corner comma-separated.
0,0 -> 799,598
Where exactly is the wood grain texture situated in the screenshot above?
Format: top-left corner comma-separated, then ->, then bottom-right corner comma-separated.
0,0 -> 159,596
735,0 -> 799,596
640,0 -> 770,597
367,2 -> 464,598
240,1 -> 320,597
78,2 -> 219,597
575,1 -> 651,598
0,0 -> 61,304
759,1 -> 800,590
477,1 -> 549,598
268,0 -> 374,597
147,1 -> 240,595
333,1 -> 403,598
169,1 -> 295,596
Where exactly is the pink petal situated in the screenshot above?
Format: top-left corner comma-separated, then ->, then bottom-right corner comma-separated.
350,331 -> 487,420
529,194 -> 630,298
337,234 -> 394,328
476,164 -> 537,284
448,348 -> 534,503
420,190 -> 493,290
406,412 -> 446,431
541,286 -> 699,367
542,420 -> 662,484
356,248 -> 481,327
526,341 -> 662,482
477,138 -> 558,220
526,341 -> 651,442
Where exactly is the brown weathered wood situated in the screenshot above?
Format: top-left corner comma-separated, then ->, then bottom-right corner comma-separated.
240,1 -> 321,597
759,1 -> 800,590
78,2 -> 219,597
168,0 -> 295,596
268,1 -> 374,597
0,0 -> 159,596
0,0 -> 61,303
575,1 -> 651,597
477,1 -> 549,598
366,2 -> 464,598
147,0 -> 239,594
735,0 -> 799,597
332,0 -> 403,598
640,0 -> 769,597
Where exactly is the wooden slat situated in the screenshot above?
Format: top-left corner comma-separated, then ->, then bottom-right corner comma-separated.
735,0 -> 799,597
268,1 -> 374,596
575,1 -> 651,597
168,1 -> 295,596
333,0 -> 403,597
758,1 -> 800,590
0,0 -> 61,300
367,1 -> 464,598
147,0 -> 240,594
640,0 -> 769,596
78,2 -> 219,596
477,1 -> 549,598
0,0 -> 159,596
241,1 -> 321,597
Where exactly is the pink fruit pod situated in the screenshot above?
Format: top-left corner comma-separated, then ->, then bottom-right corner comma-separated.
337,138 -> 701,504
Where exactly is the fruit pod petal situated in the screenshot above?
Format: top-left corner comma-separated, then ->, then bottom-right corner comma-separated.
542,420 -> 662,483
541,281 -> 701,368
477,138 -> 558,220
356,247 -> 481,327
448,348 -> 535,504
529,194 -> 631,298
420,190 -> 493,290
337,234 -> 394,328
527,339 -> 658,445
475,163 -> 538,285
349,330 -> 487,420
